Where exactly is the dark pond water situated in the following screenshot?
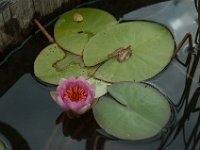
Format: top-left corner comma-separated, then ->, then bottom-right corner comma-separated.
1,0 -> 200,149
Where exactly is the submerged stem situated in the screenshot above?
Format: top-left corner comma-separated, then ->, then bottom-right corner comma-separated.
34,19 -> 55,43
172,32 -> 193,58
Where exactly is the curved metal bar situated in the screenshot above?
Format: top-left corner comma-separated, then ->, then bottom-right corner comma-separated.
172,32 -> 193,59
194,0 -> 200,44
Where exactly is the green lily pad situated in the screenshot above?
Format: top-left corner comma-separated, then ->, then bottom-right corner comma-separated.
0,141 -> 5,150
54,8 -> 118,55
34,44 -> 91,85
93,82 -> 171,140
87,78 -> 111,98
83,21 -> 175,82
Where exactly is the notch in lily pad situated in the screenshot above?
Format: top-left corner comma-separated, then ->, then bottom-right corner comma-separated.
54,8 -> 118,55
33,19 -> 99,85
83,21 -> 175,82
93,82 -> 172,140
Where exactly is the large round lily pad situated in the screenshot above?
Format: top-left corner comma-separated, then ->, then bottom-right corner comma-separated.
93,82 -> 171,140
34,44 -> 91,85
54,8 -> 118,55
83,21 -> 175,82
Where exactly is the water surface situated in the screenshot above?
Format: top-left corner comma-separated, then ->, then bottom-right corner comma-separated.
1,0 -> 200,150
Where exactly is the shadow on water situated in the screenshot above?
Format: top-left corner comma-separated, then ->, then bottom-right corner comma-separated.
1,0 -> 200,150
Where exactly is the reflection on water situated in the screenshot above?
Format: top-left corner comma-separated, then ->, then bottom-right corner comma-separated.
1,0 -> 200,149
45,47 -> 200,150
157,48 -> 200,150
56,111 -> 99,141
122,0 -> 197,44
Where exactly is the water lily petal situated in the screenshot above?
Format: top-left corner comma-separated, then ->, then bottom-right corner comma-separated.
50,91 -> 57,101
77,104 -> 92,114
53,76 -> 95,115
56,96 -> 70,110
58,78 -> 66,85
50,91 -> 69,110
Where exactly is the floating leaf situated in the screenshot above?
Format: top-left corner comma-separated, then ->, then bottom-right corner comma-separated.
83,21 -> 175,82
87,78 -> 111,98
54,8 -> 118,55
0,141 -> 5,150
52,52 -> 83,72
93,82 -> 171,140
34,44 -> 91,85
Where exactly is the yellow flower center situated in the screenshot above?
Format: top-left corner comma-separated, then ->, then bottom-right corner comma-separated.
64,86 -> 88,102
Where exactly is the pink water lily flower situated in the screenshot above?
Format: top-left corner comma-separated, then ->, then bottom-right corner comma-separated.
51,77 -> 95,115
